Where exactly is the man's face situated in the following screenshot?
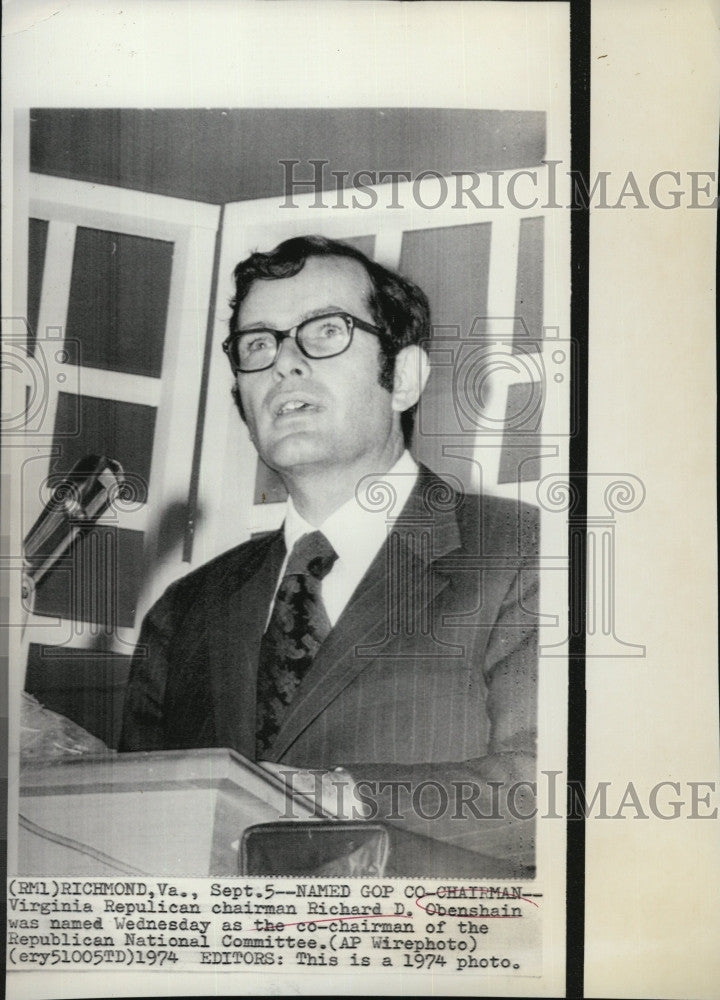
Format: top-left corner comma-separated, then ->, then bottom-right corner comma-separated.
235,255 -> 403,479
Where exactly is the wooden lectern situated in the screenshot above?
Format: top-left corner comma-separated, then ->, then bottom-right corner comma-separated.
18,748 -> 527,878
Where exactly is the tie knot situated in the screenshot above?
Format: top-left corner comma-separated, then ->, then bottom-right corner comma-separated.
286,530 -> 337,581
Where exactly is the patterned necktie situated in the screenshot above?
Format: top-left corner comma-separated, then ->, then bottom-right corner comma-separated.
255,530 -> 338,758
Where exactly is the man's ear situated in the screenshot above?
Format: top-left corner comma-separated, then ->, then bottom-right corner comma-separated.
391,344 -> 430,413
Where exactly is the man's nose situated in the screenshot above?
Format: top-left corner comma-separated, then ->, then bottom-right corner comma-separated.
272,334 -> 309,378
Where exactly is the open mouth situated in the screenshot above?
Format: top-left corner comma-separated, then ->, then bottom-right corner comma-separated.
275,399 -> 317,417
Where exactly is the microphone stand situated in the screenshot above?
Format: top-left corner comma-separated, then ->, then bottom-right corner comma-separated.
20,456 -> 125,759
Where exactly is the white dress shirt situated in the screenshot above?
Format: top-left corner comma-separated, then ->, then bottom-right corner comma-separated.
272,450 -> 419,627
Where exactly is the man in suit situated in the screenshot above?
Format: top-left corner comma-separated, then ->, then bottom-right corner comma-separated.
120,235 -> 538,876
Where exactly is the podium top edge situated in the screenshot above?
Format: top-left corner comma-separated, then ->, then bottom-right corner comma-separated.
19,747 -> 284,795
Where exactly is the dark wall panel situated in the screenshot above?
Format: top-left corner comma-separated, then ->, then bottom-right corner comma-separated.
33,526 -> 145,629
52,392 -> 156,496
27,217 -> 48,356
25,644 -> 131,749
400,223 -> 493,492
514,216 -> 545,352
66,227 -> 173,378
30,109 -> 546,206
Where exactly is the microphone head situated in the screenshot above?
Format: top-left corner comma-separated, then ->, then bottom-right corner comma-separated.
23,455 -> 126,585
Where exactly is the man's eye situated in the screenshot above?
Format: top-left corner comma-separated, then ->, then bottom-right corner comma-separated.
314,321 -> 344,338
244,334 -> 273,352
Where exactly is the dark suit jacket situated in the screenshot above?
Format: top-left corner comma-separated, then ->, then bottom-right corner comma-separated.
120,467 -> 539,874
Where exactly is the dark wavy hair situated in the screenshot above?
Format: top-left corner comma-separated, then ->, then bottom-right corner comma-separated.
228,235 -> 431,447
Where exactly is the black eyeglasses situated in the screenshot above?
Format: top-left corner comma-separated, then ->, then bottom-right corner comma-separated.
222,311 -> 384,373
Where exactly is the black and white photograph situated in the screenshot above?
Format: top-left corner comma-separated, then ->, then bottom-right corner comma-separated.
15,98 -> 569,876
6,5 -> 571,991
2,2 -> 718,999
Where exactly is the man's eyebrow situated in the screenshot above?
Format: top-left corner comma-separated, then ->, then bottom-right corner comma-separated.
237,306 -> 348,332
302,305 -> 347,320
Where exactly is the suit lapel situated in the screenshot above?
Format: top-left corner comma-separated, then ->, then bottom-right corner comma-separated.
207,531 -> 285,758
269,469 -> 463,760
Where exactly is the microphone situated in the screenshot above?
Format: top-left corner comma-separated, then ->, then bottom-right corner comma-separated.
22,455 -> 125,603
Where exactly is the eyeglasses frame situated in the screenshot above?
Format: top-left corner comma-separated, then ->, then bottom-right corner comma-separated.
222,311 -> 386,373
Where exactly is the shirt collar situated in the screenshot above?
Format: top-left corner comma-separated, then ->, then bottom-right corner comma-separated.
283,451 -> 419,566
